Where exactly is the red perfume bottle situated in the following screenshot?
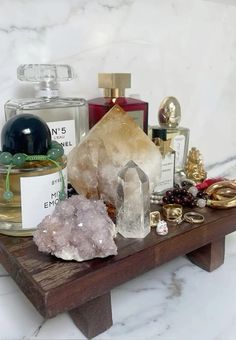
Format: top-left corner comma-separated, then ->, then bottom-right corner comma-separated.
88,73 -> 148,133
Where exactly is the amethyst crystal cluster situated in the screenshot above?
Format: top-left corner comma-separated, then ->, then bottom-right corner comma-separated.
33,195 -> 117,261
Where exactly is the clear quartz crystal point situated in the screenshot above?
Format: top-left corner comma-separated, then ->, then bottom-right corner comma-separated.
116,160 -> 150,238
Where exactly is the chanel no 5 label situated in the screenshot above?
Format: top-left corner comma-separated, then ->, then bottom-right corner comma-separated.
47,119 -> 76,155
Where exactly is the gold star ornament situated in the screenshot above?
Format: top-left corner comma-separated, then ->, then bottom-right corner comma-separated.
154,138 -> 173,157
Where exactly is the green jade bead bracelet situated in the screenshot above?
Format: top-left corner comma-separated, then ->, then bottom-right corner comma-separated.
0,141 -> 66,201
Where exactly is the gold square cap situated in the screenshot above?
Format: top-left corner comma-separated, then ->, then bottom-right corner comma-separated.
98,73 -> 131,89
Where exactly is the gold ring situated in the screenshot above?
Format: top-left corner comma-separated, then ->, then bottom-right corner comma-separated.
150,211 -> 161,227
162,204 -> 183,223
184,212 -> 205,224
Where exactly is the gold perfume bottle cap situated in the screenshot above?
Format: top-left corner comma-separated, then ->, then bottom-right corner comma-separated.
98,73 -> 131,98
158,96 -> 181,128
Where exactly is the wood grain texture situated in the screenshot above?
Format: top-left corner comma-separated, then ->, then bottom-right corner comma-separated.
0,207 -> 236,333
187,237 -> 225,271
69,292 -> 112,339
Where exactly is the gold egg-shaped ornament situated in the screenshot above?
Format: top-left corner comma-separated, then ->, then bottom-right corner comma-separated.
158,96 -> 181,128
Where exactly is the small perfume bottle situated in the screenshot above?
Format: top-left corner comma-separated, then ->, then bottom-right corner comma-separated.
152,136 -> 175,194
5,64 -> 88,155
88,73 -> 148,133
151,97 -> 189,173
0,114 -> 67,237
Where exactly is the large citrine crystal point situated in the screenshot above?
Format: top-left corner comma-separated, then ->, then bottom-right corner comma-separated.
68,105 -> 161,205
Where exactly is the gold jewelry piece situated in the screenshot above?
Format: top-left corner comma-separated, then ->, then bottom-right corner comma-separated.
212,187 -> 236,200
162,204 -> 183,223
184,147 -> 207,183
150,211 -> 161,227
206,180 -> 236,209
206,180 -> 236,195
183,212 -> 205,224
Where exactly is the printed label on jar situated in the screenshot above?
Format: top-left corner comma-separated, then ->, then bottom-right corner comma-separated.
126,110 -> 144,130
154,153 -> 175,193
171,134 -> 185,170
47,120 -> 76,155
20,168 -> 67,230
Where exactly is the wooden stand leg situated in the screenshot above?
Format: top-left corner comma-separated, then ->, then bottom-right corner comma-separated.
69,292 -> 113,339
187,237 -> 225,272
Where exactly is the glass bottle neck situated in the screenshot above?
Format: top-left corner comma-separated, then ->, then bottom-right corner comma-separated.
35,81 -> 60,98
103,88 -> 125,98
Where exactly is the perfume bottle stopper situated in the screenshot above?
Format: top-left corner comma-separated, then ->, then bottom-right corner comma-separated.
99,73 -> 131,98
1,113 -> 51,155
158,96 -> 181,128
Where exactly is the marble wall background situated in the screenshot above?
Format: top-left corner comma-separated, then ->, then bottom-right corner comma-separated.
0,0 -> 235,168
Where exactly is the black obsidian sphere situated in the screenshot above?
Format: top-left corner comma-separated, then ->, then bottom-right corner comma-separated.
1,114 -> 51,155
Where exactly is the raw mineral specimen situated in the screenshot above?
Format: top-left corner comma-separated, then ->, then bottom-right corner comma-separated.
116,161 -> 150,238
33,195 -> 117,261
68,105 -> 161,205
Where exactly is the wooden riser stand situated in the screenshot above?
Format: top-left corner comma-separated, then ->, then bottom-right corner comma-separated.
0,207 -> 235,339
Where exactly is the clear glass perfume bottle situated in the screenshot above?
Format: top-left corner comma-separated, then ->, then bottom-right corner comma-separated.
88,73 -> 148,133
5,64 -> 88,155
151,97 -> 189,173
0,114 -> 67,237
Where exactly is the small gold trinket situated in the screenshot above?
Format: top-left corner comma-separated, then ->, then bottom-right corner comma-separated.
183,212 -> 205,224
154,138 -> 173,157
162,204 -> 183,223
150,211 -> 161,227
184,147 -> 207,183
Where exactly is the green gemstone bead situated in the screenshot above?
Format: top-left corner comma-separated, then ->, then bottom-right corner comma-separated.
59,191 -> 67,200
55,147 -> 64,158
47,148 -> 61,160
0,152 -> 13,165
51,141 -> 63,149
12,153 -> 27,166
3,191 -> 13,201
51,142 -> 64,155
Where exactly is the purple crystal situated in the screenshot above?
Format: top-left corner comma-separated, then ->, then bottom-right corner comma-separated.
33,195 -> 117,261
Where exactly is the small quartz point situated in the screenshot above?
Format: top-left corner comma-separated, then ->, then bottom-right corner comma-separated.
33,195 -> 117,262
116,160 -> 150,238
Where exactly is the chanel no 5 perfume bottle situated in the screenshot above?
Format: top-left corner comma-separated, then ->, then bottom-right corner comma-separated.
0,114 -> 67,237
5,64 -> 88,155
88,73 -> 148,133
151,96 -> 189,173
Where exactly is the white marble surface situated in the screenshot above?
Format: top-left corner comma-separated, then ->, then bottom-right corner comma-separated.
1,223 -> 236,340
0,0 -> 236,166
